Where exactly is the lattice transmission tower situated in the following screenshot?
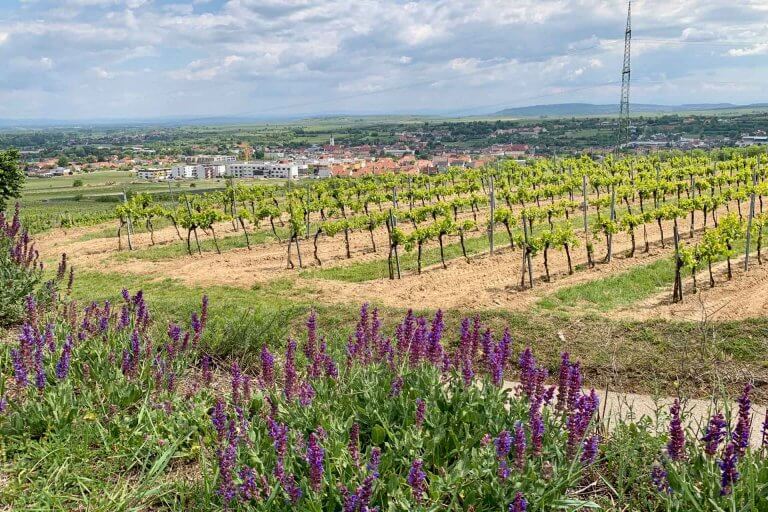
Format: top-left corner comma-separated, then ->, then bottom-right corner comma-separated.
616,0 -> 632,153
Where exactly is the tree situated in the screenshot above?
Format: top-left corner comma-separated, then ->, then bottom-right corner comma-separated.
0,149 -> 24,212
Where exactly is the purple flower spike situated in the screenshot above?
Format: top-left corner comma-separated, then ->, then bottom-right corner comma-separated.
306,432 -> 324,492
513,422 -> 526,471
406,459 -> 427,504
260,345 -> 275,387
581,435 -> 600,465
651,463 -> 671,494
415,398 -> 426,428
667,399 -> 686,461
733,383 -> 752,456
556,352 -> 570,411
10,348 -> 28,387
508,492 -> 527,512
719,441 -> 740,496
367,447 -> 381,477
701,412 -> 727,456
55,335 -> 73,380
348,423 -> 360,467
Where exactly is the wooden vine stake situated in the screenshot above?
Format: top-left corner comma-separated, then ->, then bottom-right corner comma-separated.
122,192 -> 133,251
582,175 -> 593,268
489,173 -> 495,255
672,219 -> 683,303
185,197 -> 202,256
744,165 -> 758,271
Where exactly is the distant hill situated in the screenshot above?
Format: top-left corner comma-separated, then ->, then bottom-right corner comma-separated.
494,103 -> 768,118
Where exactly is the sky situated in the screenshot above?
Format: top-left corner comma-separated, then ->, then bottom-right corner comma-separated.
0,0 -> 767,120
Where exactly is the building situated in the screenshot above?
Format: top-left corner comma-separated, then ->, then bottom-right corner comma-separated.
182,155 -> 236,164
225,161 -> 298,179
739,135 -> 768,146
170,165 -> 197,179
137,167 -> 171,180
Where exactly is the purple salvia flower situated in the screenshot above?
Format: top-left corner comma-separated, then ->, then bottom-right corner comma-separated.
284,339 -> 297,401
348,423 -> 361,467
281,473 -> 302,504
44,323 -> 55,352
567,362 -> 582,412
456,317 -> 471,364
117,305 -> 130,330
581,435 -> 600,465
201,354 -> 212,385
121,288 -> 131,303
481,329 -> 494,373
566,391 -> 599,458
267,418 -> 289,459
10,349 -> 28,387
34,343 -> 45,390
733,382 -> 752,457
190,312 -> 201,342
530,411 -> 544,456
427,309 -> 444,366
238,466 -> 260,502
211,399 -> 227,441
651,463 -> 671,494
513,421 -> 526,471
493,433 -> 512,480
216,436 -> 238,505
406,459 -> 427,504
461,356 -> 474,387
260,345 -> 275,387
667,399 -> 686,461
231,361 -> 242,404
508,492 -> 527,512
367,447 -> 381,477
390,375 -> 403,397
415,398 -> 426,428
518,347 -> 536,397
306,432 -> 324,492
701,412 -> 727,456
298,381 -> 315,406
55,335 -> 73,379
167,323 -> 182,343
719,441 -> 740,496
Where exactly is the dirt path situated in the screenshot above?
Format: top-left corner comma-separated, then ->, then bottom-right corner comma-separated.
502,381 -> 767,448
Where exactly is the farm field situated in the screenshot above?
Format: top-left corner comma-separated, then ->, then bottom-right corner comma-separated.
4,149 -> 768,511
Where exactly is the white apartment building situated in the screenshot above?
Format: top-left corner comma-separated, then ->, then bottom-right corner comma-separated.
168,164 -> 226,179
182,155 -> 237,165
225,161 -> 298,179
137,167 -> 171,180
170,165 -> 196,179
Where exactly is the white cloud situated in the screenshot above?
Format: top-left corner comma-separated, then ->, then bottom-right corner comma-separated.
729,43 -> 768,57
1,0 -> 768,118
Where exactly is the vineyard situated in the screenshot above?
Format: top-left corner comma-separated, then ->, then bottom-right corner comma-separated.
96,151 -> 768,309
4,150 -> 768,511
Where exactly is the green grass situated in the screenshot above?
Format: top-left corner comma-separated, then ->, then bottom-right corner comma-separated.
537,257 -> 676,312
537,231 -> 756,314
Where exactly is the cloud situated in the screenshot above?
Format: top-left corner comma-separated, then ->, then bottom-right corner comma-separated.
0,0 -> 767,119
728,43 -> 768,57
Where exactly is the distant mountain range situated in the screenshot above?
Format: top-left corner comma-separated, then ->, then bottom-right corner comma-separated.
493,102 -> 768,118
1,102 -> 767,129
